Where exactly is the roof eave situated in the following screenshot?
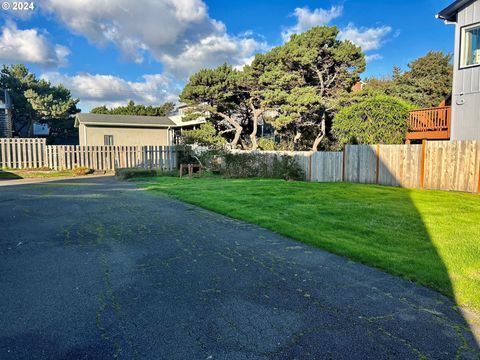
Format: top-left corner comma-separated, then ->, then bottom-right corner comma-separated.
436,13 -> 457,22
437,0 -> 475,22
79,122 -> 173,128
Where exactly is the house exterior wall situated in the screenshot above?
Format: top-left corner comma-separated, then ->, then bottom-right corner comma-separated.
79,124 -> 172,146
452,0 -> 480,140
0,89 -> 13,138
0,110 -> 12,138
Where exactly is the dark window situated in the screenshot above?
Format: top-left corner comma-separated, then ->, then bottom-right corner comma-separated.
104,135 -> 114,145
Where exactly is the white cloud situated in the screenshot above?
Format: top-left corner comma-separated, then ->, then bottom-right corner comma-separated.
36,0 -> 266,77
365,54 -> 383,62
282,6 -> 343,42
280,5 -> 393,63
0,20 -> 69,67
41,72 -> 180,111
161,34 -> 268,76
339,24 -> 392,52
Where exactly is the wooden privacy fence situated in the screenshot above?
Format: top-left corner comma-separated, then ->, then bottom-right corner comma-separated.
0,138 -> 178,171
237,140 -> 480,193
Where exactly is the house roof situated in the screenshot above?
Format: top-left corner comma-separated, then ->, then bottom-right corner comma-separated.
437,0 -> 475,22
75,113 -> 176,128
169,114 -> 206,127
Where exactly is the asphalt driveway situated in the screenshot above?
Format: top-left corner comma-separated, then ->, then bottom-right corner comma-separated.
0,176 -> 478,359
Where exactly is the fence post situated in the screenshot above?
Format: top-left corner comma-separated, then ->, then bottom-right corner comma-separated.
420,140 -> 427,189
142,146 -> 147,169
375,144 -> 380,184
308,151 -> 313,182
477,149 -> 480,193
342,146 -> 347,182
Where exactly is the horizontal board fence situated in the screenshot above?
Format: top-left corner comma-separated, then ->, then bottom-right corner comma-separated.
0,138 -> 179,171
232,140 -> 480,193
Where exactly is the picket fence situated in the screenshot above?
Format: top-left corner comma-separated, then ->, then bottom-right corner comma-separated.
0,138 -> 178,171
238,140 -> 480,193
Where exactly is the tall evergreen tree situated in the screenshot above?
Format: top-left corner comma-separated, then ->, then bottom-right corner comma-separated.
0,64 -> 79,137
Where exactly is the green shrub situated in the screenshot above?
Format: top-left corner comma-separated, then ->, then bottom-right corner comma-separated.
221,153 -> 304,180
116,168 -> 178,180
272,156 -> 305,181
332,95 -> 413,146
72,166 -> 93,176
257,138 -> 276,151
195,149 -> 226,173
181,123 -> 226,147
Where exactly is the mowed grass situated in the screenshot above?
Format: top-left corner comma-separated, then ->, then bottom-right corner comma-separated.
141,177 -> 480,313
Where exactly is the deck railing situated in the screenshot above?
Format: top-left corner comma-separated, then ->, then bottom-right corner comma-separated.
408,106 -> 451,132
407,106 -> 451,141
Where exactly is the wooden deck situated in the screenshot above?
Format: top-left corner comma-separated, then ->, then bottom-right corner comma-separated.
406,106 -> 451,143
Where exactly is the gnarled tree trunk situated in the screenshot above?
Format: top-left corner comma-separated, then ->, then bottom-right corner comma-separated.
311,117 -> 326,151
250,110 -> 264,150
293,130 -> 302,151
248,99 -> 264,151
216,112 -> 243,148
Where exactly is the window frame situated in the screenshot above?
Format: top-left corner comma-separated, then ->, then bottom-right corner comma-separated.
104,135 -> 114,146
459,22 -> 480,70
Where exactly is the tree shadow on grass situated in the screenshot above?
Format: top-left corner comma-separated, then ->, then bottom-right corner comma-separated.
341,145 -> 480,349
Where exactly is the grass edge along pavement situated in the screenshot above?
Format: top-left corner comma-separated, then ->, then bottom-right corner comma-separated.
137,176 -> 480,316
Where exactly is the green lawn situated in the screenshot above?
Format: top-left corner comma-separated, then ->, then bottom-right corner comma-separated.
139,177 -> 480,313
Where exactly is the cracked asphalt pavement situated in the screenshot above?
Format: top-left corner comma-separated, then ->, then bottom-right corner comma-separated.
0,176 -> 478,359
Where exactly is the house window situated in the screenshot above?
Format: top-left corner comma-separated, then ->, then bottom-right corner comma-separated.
461,24 -> 480,68
104,135 -> 114,145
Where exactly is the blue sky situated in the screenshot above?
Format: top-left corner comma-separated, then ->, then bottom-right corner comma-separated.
0,0 -> 455,110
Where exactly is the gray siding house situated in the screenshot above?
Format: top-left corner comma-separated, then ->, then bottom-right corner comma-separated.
0,89 -> 13,138
438,0 -> 480,140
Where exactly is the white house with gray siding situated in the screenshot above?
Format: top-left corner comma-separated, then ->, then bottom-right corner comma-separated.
438,0 -> 480,140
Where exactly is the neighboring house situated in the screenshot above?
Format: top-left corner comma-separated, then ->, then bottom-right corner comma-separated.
169,104 -> 206,132
351,81 -> 365,93
437,0 -> 480,140
407,0 -> 480,143
74,112 -> 206,146
33,123 -> 50,137
0,89 -> 13,138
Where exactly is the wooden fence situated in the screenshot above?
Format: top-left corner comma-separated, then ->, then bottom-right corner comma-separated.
0,138 -> 46,169
0,138 -> 178,171
2,138 -> 479,193
237,140 -> 480,193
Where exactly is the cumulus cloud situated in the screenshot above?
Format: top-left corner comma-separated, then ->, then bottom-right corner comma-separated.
36,0 -> 266,77
42,72 -> 180,111
0,20 -> 69,67
339,24 -> 392,52
161,34 -> 268,77
282,6 -> 343,42
365,54 -> 383,62
280,6 -> 392,63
